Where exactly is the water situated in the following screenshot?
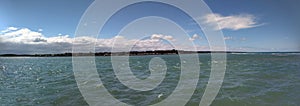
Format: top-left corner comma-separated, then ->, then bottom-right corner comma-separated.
0,53 -> 299,106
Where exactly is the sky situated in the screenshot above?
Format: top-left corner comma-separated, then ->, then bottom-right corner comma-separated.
0,0 -> 299,54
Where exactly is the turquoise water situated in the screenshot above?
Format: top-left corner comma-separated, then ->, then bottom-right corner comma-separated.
0,54 -> 299,106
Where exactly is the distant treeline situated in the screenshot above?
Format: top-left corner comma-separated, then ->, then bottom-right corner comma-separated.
0,49 -> 299,57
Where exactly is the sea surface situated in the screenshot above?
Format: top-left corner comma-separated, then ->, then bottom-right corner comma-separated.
0,53 -> 300,106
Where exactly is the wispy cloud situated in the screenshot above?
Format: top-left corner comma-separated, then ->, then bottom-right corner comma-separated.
38,29 -> 43,32
202,13 -> 262,30
1,27 -> 18,33
189,34 -> 201,41
223,36 -> 233,40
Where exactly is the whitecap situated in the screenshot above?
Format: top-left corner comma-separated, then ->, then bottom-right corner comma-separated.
158,93 -> 163,98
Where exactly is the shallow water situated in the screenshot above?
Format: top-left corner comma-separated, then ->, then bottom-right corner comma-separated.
0,53 -> 299,105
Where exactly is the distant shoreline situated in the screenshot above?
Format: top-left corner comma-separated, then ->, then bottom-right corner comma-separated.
0,49 -> 299,57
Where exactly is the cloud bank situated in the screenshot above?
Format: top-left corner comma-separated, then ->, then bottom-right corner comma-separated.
203,13 -> 262,30
0,26 -> 263,54
0,27 -> 182,54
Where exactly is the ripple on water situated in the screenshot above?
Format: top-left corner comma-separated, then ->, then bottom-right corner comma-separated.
1,54 -> 300,105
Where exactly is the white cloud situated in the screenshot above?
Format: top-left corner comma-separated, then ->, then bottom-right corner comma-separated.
189,34 -> 201,41
0,28 -> 179,54
150,34 -> 175,41
1,27 -> 18,33
114,35 -> 125,39
1,27 -> 259,54
203,13 -> 262,30
150,34 -> 163,39
163,35 -> 175,41
47,35 -> 72,43
0,28 -> 46,44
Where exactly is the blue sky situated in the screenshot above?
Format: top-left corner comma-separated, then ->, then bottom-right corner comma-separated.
0,0 -> 299,53
205,0 -> 300,51
0,0 -> 93,36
